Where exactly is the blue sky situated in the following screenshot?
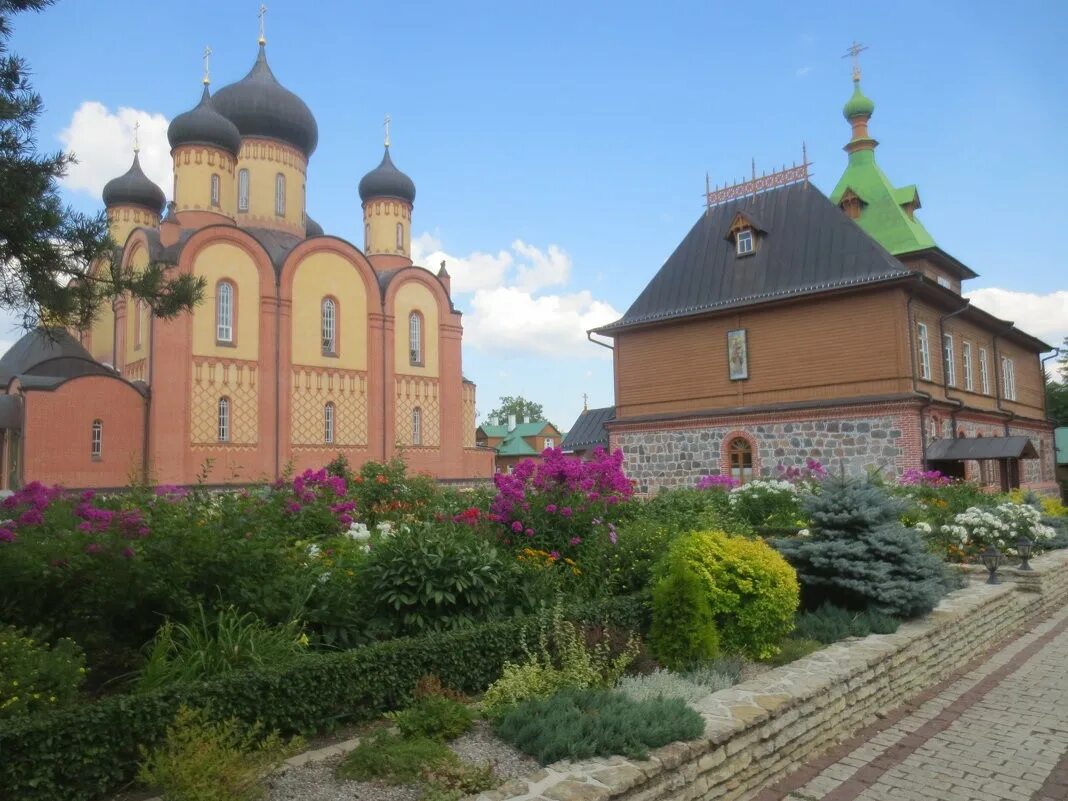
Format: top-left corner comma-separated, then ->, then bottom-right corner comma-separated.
6,0 -> 1067,430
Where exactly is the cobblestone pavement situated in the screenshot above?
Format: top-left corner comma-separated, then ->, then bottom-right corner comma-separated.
753,601 -> 1068,801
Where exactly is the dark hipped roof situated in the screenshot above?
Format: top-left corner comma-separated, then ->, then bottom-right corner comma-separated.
0,328 -> 119,387
926,436 -> 1039,461
595,181 -> 909,334
561,406 -> 615,452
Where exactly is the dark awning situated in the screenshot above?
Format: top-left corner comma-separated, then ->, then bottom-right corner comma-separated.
0,395 -> 21,430
927,436 -> 1038,461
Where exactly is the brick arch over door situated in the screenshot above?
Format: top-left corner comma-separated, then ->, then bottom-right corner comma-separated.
720,430 -> 759,483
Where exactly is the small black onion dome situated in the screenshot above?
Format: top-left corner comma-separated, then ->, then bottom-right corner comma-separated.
358,146 -> 416,204
168,85 -> 242,156
213,44 -> 318,157
305,215 -> 324,237
102,153 -> 166,212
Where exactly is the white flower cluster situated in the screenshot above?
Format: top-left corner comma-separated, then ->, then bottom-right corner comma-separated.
941,503 -> 1055,550
343,520 -> 397,542
727,479 -> 797,505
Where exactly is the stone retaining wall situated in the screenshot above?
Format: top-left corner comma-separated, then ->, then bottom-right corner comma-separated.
479,549 -> 1068,801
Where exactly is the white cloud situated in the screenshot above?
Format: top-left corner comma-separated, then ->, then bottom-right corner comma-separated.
58,102 -> 171,200
412,233 -> 621,359
795,66 -> 812,78
965,288 -> 1068,345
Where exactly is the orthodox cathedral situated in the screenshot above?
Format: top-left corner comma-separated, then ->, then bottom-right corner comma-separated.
0,28 -> 492,489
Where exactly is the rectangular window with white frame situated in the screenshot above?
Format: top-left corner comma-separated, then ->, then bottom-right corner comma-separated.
979,347 -> 990,394
543,437 -> 553,450
917,323 -> 931,380
1001,357 -> 1016,401
962,341 -> 974,391
942,334 -> 956,387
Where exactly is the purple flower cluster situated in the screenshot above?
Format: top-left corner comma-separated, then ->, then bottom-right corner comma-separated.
775,458 -> 829,483
280,468 -> 356,529
898,468 -> 952,487
154,484 -> 190,500
75,502 -> 149,538
0,481 -> 63,543
696,474 -> 739,491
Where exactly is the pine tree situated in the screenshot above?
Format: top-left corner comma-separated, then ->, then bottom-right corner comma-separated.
776,477 -> 948,618
0,0 -> 201,331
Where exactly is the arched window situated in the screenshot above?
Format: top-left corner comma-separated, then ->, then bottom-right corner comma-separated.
275,173 -> 286,216
321,297 -> 337,355
324,402 -> 335,444
216,281 -> 234,343
408,311 -> 423,366
412,406 -> 423,446
210,173 -> 220,206
365,223 -> 371,250
396,222 -> 404,250
134,300 -> 144,349
238,169 -> 250,211
91,419 -> 102,459
217,397 -> 230,442
727,437 -> 754,484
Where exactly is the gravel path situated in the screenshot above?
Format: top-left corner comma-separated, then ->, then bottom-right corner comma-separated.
265,721 -> 537,801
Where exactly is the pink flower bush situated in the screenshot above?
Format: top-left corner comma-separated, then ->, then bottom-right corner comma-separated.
696,475 -> 738,491
898,468 -> 952,487
775,458 -> 829,483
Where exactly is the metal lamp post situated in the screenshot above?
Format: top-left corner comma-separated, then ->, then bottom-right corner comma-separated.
980,546 -> 1002,585
1015,537 -> 1034,571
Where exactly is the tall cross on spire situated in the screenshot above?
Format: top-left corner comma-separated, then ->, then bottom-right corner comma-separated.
258,4 -> 268,45
582,392 -> 589,412
133,120 -> 141,154
203,45 -> 213,85
842,41 -> 868,81
384,114 -> 391,147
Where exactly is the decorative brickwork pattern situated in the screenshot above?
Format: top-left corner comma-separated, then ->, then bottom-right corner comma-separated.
190,358 -> 258,445
395,376 -> 440,447
462,382 -> 477,448
290,366 -> 368,447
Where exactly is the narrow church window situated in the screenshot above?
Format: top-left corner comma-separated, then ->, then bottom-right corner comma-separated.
409,312 -> 423,365
942,334 -> 956,387
216,282 -> 234,343
412,407 -> 423,446
396,222 -> 403,250
728,438 -> 753,484
134,300 -> 143,349
275,173 -> 286,216
736,229 -> 754,255
917,323 -> 931,380
218,397 -> 230,442
979,348 -> 990,394
962,341 -> 974,391
321,298 -> 337,355
324,402 -> 335,444
210,173 -> 220,206
238,169 -> 249,211
1001,357 -> 1017,401
365,223 -> 370,250
91,420 -> 102,460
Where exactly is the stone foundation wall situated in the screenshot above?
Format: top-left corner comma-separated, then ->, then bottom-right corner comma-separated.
478,549 -> 1068,801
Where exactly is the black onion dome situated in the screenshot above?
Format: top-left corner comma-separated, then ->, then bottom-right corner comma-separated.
168,85 -> 242,156
358,146 -> 416,204
305,215 -> 324,237
213,44 -> 318,156
102,153 -> 166,212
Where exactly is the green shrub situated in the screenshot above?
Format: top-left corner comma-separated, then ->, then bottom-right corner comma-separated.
792,603 -> 902,645
421,759 -> 497,801
576,518 -> 681,598
616,669 -> 710,704
726,480 -> 803,528
0,625 -> 86,719
683,657 -> 744,691
336,732 -> 456,783
763,638 -> 822,666
661,530 -> 799,659
387,695 -> 474,741
649,563 -> 719,669
364,522 -> 505,634
137,606 -> 307,692
0,595 -> 645,801
494,688 -> 704,764
137,705 -> 301,801
777,478 -> 948,618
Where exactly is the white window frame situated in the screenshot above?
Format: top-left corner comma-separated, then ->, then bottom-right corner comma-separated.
275,173 -> 286,216
321,298 -> 336,355
412,407 -> 422,446
409,311 -> 422,365
936,275 -> 951,289
1002,357 -> 1017,401
917,323 -> 931,380
962,341 -> 974,391
216,282 -> 234,343
324,402 -> 335,444
942,334 -> 956,387
238,169 -> 249,211
736,229 -> 754,255
543,437 -> 553,450
91,419 -> 102,459
979,348 -> 990,394
210,173 -> 220,206
218,397 -> 230,442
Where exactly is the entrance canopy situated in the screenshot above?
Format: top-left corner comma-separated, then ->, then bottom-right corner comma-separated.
926,436 -> 1038,461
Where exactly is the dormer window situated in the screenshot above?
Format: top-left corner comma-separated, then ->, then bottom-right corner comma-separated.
726,211 -> 763,257
839,188 -> 865,220
736,229 -> 754,255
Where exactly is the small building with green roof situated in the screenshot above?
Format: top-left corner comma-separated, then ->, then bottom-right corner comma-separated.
476,415 -> 563,472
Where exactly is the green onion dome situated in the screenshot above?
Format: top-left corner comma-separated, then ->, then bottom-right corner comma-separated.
843,79 -> 875,120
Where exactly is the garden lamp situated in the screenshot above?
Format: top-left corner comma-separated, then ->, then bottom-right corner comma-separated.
1015,537 -> 1034,571
980,546 -> 1002,584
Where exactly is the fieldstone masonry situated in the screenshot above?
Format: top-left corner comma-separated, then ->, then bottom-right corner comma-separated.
475,549 -> 1068,801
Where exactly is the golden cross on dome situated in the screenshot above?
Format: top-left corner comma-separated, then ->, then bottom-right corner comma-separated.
133,120 -> 141,154
582,392 -> 589,412
203,46 -> 212,84
258,4 -> 268,45
842,41 -> 868,81
384,114 -> 391,147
